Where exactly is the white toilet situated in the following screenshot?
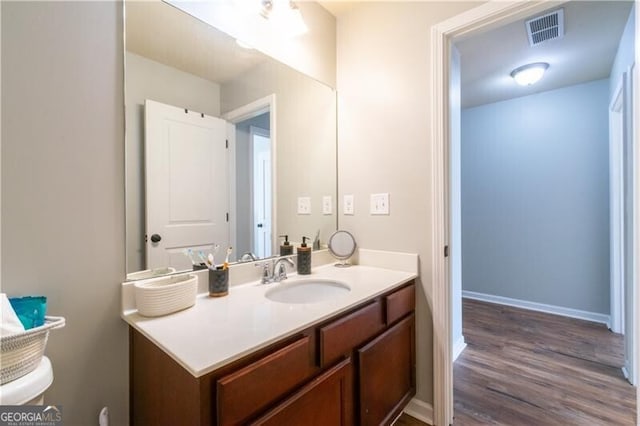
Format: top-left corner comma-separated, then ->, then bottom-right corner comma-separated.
0,356 -> 53,405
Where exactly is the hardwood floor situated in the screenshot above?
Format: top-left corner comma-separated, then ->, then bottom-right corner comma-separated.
454,299 -> 636,425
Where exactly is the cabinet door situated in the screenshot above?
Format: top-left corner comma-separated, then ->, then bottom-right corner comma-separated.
358,314 -> 415,426
251,358 -> 353,426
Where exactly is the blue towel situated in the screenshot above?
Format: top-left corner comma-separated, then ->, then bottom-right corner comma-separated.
8,296 -> 47,330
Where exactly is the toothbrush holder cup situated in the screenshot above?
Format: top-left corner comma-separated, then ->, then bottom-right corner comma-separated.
208,268 -> 229,297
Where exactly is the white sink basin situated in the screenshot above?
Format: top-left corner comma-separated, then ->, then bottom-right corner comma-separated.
265,278 -> 351,304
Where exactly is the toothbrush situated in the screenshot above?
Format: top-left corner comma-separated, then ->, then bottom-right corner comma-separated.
212,244 -> 220,266
223,247 -> 233,270
207,253 -> 214,266
186,249 -> 197,265
198,251 -> 207,265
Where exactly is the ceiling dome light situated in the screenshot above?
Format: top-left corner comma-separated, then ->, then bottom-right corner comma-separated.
510,62 -> 549,86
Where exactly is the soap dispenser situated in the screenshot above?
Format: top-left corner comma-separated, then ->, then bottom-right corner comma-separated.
279,235 -> 293,256
297,236 -> 312,275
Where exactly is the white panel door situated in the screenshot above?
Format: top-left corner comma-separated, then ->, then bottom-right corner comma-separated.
145,99 -> 230,270
251,126 -> 272,258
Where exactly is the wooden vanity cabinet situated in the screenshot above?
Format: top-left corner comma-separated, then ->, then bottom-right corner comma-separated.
130,280 -> 415,426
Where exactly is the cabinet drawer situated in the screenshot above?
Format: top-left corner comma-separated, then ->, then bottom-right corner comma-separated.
250,357 -> 353,426
216,336 -> 312,425
386,283 -> 415,325
319,300 -> 384,367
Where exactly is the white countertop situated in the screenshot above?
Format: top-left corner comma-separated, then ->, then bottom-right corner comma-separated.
122,258 -> 417,378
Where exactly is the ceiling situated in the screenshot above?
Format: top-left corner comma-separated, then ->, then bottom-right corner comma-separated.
456,1 -> 633,108
125,1 -> 268,84
317,1 -> 359,17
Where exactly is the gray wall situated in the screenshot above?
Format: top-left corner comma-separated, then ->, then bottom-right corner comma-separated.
336,1 -> 481,405
461,79 -> 610,315
2,2 -> 128,424
125,52 -> 221,273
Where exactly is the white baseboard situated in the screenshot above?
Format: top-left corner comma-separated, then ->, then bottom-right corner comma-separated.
623,366 -> 630,380
403,398 -> 434,425
462,290 -> 610,325
453,335 -> 467,362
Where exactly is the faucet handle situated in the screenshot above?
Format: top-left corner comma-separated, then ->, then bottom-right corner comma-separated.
255,260 -> 274,283
255,261 -> 270,274
275,262 -> 288,281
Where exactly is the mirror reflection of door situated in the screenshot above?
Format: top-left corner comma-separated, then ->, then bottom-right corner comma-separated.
233,111 -> 272,260
251,126 -> 272,258
145,99 -> 231,270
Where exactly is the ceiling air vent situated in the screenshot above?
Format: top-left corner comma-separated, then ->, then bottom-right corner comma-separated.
526,8 -> 564,47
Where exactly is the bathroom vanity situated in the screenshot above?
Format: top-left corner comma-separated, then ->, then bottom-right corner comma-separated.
123,261 -> 417,425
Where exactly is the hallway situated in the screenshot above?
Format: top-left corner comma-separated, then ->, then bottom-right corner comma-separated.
453,299 -> 636,425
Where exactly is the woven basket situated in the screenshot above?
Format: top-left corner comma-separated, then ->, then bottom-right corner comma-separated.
0,316 -> 65,385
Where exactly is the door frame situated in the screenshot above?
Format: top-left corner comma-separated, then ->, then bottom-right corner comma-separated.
430,1 -> 639,424
223,94 -> 278,257
610,76 -> 626,335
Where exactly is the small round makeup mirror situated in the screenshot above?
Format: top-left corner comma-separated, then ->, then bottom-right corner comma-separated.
328,230 -> 357,267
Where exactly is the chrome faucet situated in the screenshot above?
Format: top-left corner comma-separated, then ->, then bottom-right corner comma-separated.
240,252 -> 258,262
256,256 -> 295,284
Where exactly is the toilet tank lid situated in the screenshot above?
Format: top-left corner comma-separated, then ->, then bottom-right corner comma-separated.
0,356 -> 53,405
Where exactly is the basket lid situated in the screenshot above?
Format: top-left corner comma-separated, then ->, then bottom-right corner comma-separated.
0,356 -> 53,405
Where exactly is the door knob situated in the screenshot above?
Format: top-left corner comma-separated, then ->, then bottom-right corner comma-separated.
150,234 -> 162,243
257,224 -> 263,228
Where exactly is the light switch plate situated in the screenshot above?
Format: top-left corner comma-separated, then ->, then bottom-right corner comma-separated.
343,195 -> 354,215
322,196 -> 332,215
370,193 -> 390,215
297,197 -> 311,215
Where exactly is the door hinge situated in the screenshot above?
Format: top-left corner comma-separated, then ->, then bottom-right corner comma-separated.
226,213 -> 229,222
225,139 -> 229,148
444,245 -> 449,257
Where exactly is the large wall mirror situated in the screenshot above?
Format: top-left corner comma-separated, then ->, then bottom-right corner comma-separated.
124,1 -> 337,279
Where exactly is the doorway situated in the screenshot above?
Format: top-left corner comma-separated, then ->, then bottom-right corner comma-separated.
430,3 -> 639,425
224,94 -> 277,260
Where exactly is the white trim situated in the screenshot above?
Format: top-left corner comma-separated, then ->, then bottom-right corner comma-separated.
624,365 -> 631,381
452,336 -> 466,362
403,398 -> 434,425
223,94 -> 278,256
431,2 -> 564,424
462,291 -> 611,325
227,122 -> 237,258
610,75 -> 626,334
635,7 -> 640,422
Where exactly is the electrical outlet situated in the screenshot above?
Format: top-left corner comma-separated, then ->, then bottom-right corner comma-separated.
343,195 -> 354,215
322,196 -> 332,215
370,193 -> 390,215
297,197 -> 311,215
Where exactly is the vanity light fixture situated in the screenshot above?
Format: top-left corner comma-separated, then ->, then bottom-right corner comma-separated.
260,0 -> 308,37
510,62 -> 549,86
